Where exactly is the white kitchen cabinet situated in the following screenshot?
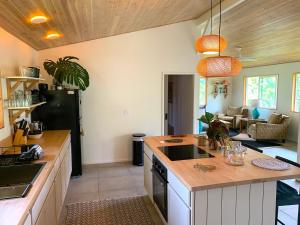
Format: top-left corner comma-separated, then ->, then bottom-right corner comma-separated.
33,135 -> 71,225
55,141 -> 72,222
35,184 -> 56,225
144,153 -> 153,201
23,214 -> 31,225
168,185 -> 190,225
54,165 -> 63,222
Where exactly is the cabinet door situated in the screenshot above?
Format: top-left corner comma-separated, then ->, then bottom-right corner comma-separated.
168,186 -> 190,225
23,214 -> 31,225
35,205 -> 46,225
144,153 -> 153,201
44,184 -> 56,225
35,184 -> 56,225
61,156 -> 68,200
55,166 -> 63,222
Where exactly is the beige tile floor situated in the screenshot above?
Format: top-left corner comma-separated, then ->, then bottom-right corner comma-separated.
66,162 -> 146,203
60,162 -> 163,225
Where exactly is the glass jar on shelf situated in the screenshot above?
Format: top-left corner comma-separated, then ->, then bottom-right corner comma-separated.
24,91 -> 32,106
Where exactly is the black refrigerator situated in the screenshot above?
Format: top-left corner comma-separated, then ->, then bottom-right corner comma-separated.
31,90 -> 82,176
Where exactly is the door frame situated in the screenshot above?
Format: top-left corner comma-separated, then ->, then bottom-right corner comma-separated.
161,72 -> 198,135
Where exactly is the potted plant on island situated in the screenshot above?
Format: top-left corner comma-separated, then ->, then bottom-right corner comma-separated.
199,112 -> 230,150
43,56 -> 90,91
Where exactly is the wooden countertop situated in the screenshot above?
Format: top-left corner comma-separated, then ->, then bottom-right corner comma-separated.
0,130 -> 70,225
145,135 -> 300,191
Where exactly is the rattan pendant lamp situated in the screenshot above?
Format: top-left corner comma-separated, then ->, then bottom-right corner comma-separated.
195,0 -> 227,55
197,0 -> 242,77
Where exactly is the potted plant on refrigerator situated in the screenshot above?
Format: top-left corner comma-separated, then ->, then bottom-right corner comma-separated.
43,56 -> 90,91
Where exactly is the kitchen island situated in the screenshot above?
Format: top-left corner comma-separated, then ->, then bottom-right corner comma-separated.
144,135 -> 300,225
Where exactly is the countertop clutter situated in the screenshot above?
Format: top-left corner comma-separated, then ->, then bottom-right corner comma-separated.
0,130 -> 71,225
144,135 -> 300,191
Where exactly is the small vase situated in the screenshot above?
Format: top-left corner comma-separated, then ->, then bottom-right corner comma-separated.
208,139 -> 218,150
252,107 -> 260,119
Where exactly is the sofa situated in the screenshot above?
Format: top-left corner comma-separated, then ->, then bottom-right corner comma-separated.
248,113 -> 290,142
217,106 -> 249,129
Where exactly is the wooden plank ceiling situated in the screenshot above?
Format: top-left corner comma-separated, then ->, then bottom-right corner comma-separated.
0,0 -> 299,67
0,0 -> 216,50
212,0 -> 300,67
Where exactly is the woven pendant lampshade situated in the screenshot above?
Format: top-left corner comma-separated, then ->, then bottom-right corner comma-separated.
197,56 -> 242,77
195,34 -> 227,55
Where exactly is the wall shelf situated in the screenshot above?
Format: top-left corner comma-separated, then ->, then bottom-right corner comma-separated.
1,76 -> 46,124
7,102 -> 46,110
1,76 -> 45,97
7,102 -> 46,123
1,76 -> 45,82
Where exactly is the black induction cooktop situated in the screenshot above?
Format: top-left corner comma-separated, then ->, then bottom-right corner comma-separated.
158,144 -> 214,161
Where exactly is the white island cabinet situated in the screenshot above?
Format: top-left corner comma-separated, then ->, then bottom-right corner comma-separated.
144,135 -> 300,225
153,163 -> 277,225
168,185 -> 190,225
144,144 -> 153,202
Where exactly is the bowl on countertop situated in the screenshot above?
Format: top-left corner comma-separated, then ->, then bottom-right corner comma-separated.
28,131 -> 43,139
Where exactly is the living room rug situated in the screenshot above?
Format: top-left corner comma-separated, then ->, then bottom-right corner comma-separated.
65,196 -> 162,225
229,129 -> 239,137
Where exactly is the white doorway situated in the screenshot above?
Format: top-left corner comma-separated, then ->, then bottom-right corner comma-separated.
163,74 -> 195,136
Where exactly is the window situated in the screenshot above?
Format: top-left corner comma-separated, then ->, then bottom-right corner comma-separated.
199,78 -> 207,106
244,75 -> 278,109
292,73 -> 300,112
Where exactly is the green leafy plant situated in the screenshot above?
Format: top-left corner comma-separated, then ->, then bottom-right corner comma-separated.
198,112 -> 214,125
198,112 -> 229,141
43,56 -> 89,91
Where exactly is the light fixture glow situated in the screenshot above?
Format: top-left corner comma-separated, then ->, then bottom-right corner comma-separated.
195,35 -> 227,55
46,32 -> 61,40
197,56 -> 242,77
196,0 -> 243,77
30,15 -> 48,24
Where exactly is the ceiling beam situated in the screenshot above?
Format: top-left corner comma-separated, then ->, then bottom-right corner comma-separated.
194,0 -> 246,35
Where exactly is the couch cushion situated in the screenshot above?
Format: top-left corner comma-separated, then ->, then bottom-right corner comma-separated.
268,113 -> 282,124
227,106 -> 242,116
219,116 -> 234,121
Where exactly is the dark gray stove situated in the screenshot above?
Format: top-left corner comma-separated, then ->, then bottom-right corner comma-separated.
158,144 -> 214,161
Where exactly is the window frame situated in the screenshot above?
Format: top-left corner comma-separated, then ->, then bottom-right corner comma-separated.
243,74 -> 279,110
199,77 -> 208,107
291,72 -> 300,113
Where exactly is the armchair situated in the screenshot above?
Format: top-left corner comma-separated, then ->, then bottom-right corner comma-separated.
217,106 -> 249,129
248,114 -> 290,142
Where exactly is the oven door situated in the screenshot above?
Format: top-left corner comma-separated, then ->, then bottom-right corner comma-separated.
152,167 -> 168,221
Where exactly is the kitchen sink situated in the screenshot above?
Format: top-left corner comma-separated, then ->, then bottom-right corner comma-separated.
0,163 -> 45,200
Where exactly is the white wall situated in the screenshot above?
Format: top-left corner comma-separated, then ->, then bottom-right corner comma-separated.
0,28 -> 37,140
232,62 -> 300,142
298,113 -> 300,163
38,21 -> 199,164
206,77 -> 233,114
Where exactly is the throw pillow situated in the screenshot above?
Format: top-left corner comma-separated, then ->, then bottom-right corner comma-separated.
268,113 -> 282,124
227,106 -> 242,116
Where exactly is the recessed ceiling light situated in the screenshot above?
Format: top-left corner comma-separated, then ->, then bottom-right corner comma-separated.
30,15 -> 48,24
46,32 -> 61,40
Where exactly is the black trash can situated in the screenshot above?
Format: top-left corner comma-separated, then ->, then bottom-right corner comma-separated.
132,133 -> 146,166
